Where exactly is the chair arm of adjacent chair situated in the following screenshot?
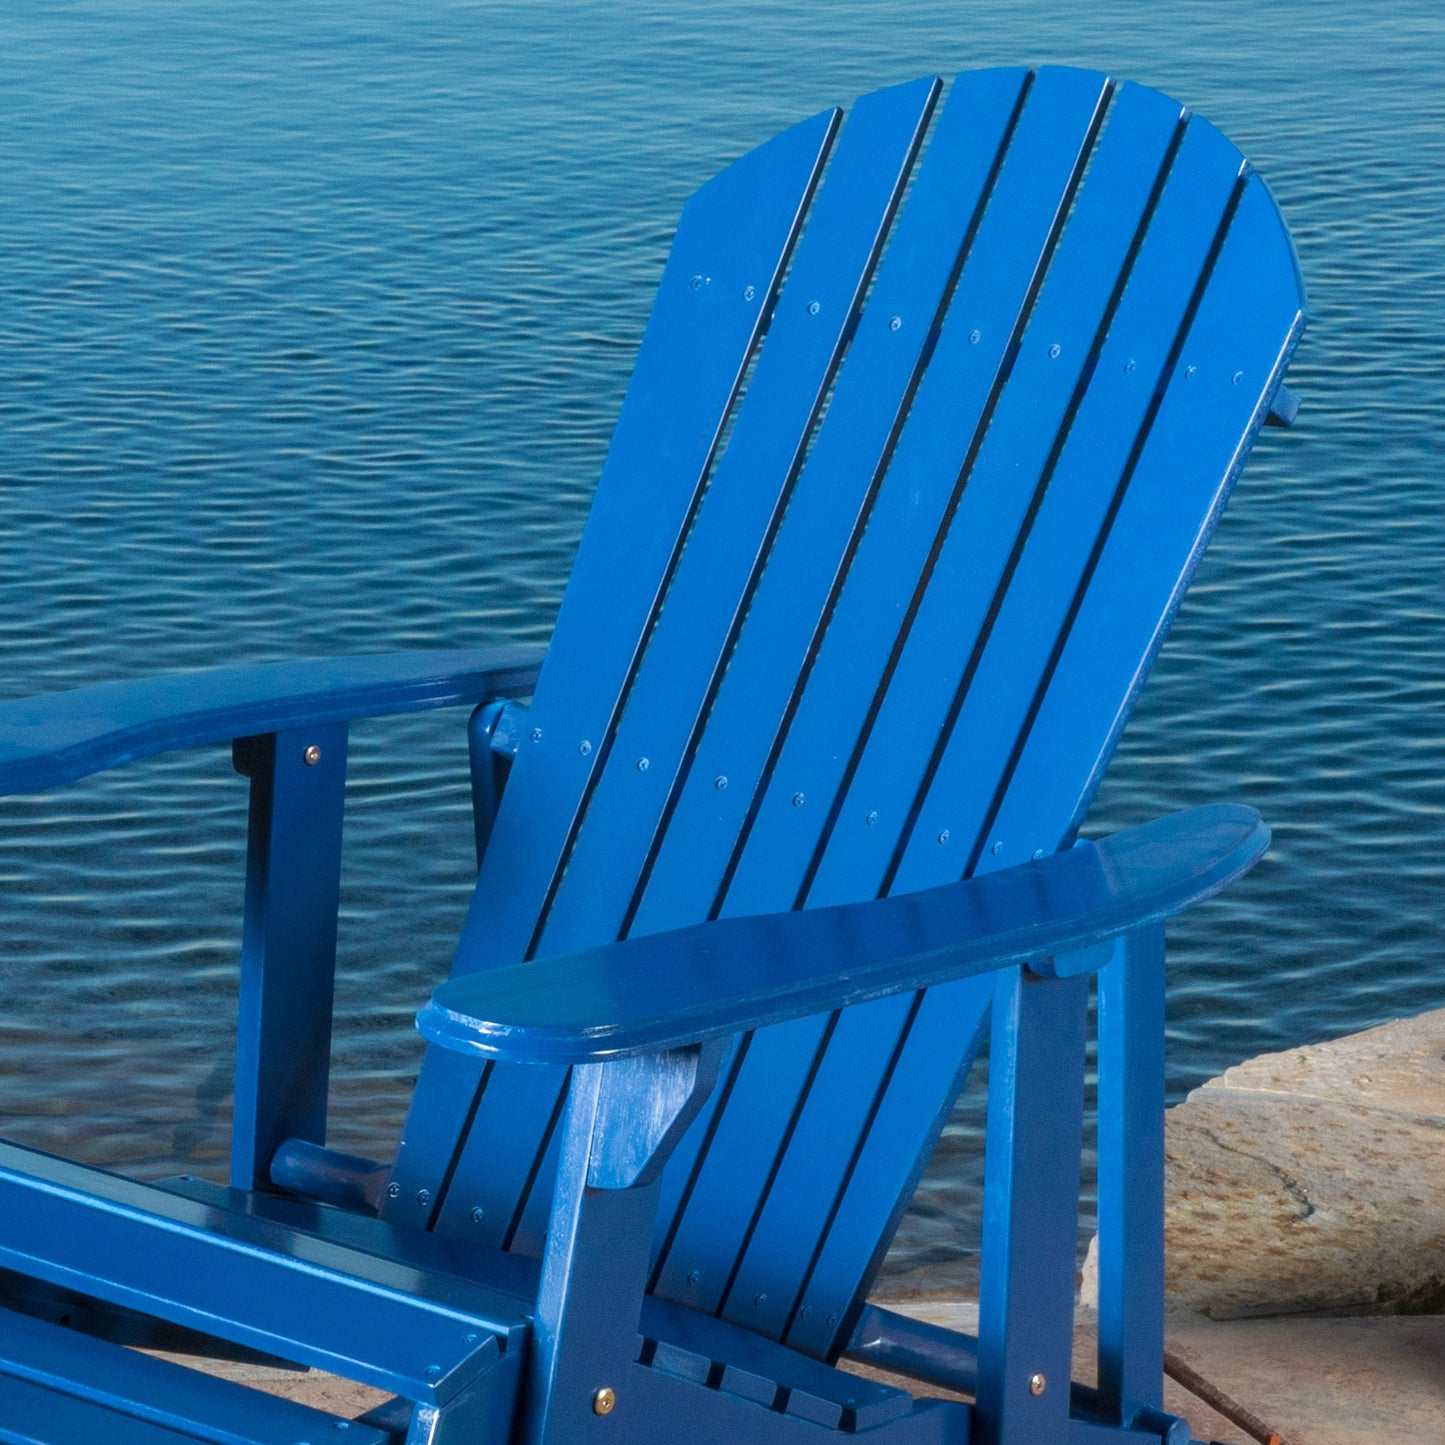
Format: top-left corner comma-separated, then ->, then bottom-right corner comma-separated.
417,803 -> 1269,1066
0,645 -> 547,795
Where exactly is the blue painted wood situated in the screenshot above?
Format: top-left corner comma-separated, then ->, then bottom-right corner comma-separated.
268,1137 -> 390,1214
0,1140 -> 530,1406
0,645 -> 544,796
544,77 -> 940,952
230,722 -> 349,1190
848,1303 -> 981,1396
717,79 -> 1184,1340
720,63 -> 1110,927
0,1304 -> 392,1445
525,1045 -> 725,1445
525,1086 -> 661,1445
634,68 -> 1027,940
782,975 -> 993,1358
643,1294 -> 916,1426
167,1169 -> 962,1442
419,805 -> 1266,1064
159,1172 -> 546,1304
432,78 -> 941,1244
769,104 -> 1303,1363
813,79 -> 1189,902
468,698 -> 513,867
454,105 -> 841,975
988,167 -> 1305,849
892,111 -> 1246,884
1094,927 -> 1166,1422
974,968 -> 1088,1445
636,65 -> 1027,1291
388,103 -> 838,1232
651,65 -> 1112,1321
1267,380 -> 1301,426
769,102 -> 1249,1354
585,1044 -> 725,1190
0,1371 -> 227,1445
846,1304 -> 1163,1430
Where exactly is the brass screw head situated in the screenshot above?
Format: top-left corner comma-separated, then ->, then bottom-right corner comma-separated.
1029,1373 -> 1047,1396
303,744 -> 322,766
592,1386 -> 616,1416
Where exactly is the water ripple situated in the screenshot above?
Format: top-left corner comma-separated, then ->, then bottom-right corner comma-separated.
0,0 -> 1441,1279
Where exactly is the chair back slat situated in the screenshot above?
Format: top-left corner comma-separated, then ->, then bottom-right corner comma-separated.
539,76 -> 942,956
629,66 -> 1030,940
641,68 -> 1031,1286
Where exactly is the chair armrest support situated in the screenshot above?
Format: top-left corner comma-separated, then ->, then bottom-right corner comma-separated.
0,645 -> 547,795
0,643 -> 543,1193
418,803 -> 1268,1065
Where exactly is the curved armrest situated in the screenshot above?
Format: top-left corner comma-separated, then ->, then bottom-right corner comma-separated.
418,803 -> 1268,1065
0,645 -> 546,796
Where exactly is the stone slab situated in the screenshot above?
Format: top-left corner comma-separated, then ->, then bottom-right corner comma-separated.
1084,1007 -> 1445,1319
1165,1310 -> 1445,1444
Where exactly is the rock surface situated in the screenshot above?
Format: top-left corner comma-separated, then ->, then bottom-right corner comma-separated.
1084,1007 -> 1445,1319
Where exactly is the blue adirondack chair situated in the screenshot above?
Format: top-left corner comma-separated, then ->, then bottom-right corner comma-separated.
0,67 -> 1302,1445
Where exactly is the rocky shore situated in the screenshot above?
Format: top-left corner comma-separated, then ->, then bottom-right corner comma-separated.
1083,1007 -> 1445,1321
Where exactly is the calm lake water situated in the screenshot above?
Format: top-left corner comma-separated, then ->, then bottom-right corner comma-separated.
0,0 -> 1442,1285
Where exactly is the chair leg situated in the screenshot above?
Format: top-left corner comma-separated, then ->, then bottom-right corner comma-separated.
1094,924 -> 1166,1422
230,722 -> 349,1190
975,967 -> 1088,1445
525,1045 -> 724,1445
